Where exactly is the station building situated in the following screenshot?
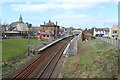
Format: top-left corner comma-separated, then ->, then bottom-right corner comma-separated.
40,20 -> 60,40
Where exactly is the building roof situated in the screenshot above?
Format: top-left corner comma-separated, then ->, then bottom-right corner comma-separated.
94,28 -> 109,32
9,21 -> 24,27
82,30 -> 91,34
73,30 -> 82,33
112,25 -> 119,30
8,15 -> 28,31
9,15 -> 24,27
40,20 -> 59,27
45,20 -> 55,26
42,30 -> 54,35
84,34 -> 92,36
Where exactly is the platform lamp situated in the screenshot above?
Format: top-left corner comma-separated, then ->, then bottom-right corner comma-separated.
118,2 -> 120,79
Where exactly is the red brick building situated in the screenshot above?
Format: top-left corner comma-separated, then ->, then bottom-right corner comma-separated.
82,30 -> 93,40
40,20 -> 60,39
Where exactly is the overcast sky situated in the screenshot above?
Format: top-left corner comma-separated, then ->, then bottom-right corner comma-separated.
0,0 -> 119,29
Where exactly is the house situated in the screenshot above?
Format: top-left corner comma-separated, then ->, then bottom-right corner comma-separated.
82,30 -> 93,40
40,20 -> 60,40
3,15 -> 29,37
109,25 -> 119,39
93,28 -> 109,37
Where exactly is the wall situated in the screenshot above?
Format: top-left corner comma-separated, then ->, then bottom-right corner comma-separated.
63,34 -> 82,58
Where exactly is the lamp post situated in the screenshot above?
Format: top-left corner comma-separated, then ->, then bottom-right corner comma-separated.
27,23 -> 32,56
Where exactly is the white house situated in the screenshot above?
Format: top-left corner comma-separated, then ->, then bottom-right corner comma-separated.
93,28 -> 110,37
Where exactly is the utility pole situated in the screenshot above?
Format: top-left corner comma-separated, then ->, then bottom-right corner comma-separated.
118,2 -> 120,79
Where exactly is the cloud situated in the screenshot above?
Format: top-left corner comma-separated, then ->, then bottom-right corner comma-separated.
9,0 -> 119,13
2,0 -> 118,28
2,0 -> 119,3
11,3 -> 49,12
50,13 -> 117,28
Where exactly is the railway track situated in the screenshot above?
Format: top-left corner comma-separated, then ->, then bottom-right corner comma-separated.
11,36 -> 73,79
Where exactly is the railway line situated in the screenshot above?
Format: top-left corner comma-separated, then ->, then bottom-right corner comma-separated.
10,36 -> 74,79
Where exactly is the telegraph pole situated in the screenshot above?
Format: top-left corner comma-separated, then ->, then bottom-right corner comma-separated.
118,2 -> 120,79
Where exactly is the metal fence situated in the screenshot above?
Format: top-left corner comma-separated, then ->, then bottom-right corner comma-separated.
97,37 -> 118,47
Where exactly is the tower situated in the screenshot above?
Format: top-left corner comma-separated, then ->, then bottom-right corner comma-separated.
19,15 -> 23,22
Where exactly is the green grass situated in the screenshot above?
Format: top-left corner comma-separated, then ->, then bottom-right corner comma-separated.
2,38 -> 44,61
2,38 -> 45,77
60,39 -> 118,78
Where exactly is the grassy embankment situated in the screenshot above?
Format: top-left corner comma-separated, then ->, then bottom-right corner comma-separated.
61,39 -> 118,78
2,38 -> 44,61
2,38 -> 44,76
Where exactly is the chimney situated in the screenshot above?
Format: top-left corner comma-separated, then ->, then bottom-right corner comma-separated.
44,21 -> 45,25
56,21 -> 57,25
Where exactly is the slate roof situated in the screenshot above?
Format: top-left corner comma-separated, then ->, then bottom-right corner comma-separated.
9,22 -> 23,27
94,28 -> 109,32
45,22 -> 55,26
42,30 -> 54,35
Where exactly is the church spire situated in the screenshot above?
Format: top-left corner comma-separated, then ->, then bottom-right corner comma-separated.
19,15 -> 23,22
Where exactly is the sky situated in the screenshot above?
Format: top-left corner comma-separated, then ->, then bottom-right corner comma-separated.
0,0 -> 119,29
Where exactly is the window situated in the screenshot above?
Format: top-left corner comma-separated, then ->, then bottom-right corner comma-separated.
113,30 -> 117,34
47,35 -> 49,37
43,35 -> 45,37
42,27 -> 44,30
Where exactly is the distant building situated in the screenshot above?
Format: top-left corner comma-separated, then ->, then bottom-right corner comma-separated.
93,28 -> 109,37
3,15 -> 28,37
40,20 -> 60,39
109,25 -> 119,39
73,29 -> 82,34
59,27 -> 66,37
82,30 -> 93,40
